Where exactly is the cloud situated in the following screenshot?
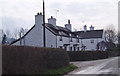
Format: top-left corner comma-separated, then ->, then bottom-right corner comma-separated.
2,16 -> 34,32
1,0 -> 119,31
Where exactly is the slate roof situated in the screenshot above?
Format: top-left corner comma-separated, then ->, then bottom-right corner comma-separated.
10,23 -> 103,45
46,23 -> 103,39
73,30 -> 103,39
45,23 -> 76,37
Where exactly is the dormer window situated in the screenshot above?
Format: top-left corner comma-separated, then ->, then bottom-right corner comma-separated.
77,39 -> 79,43
76,35 -> 79,38
69,33 -> 72,42
70,38 -> 72,42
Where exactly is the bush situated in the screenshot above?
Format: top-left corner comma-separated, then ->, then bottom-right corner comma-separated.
68,51 -> 93,61
92,51 -> 108,60
67,51 -> 109,61
67,50 -> 120,62
2,45 -> 70,75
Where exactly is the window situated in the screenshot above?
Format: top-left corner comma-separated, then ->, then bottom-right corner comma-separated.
59,36 -> 62,41
59,46 -> 62,49
90,40 -> 94,44
77,39 -> 79,43
77,47 -> 79,51
74,47 -> 76,51
70,38 -> 72,42
64,46 -> 67,50
70,47 -> 72,51
69,34 -> 72,42
51,45 -> 53,47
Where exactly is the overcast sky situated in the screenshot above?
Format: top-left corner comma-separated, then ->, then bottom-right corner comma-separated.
1,0 -> 119,32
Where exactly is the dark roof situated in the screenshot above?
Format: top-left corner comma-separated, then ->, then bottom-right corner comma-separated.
74,30 -> 103,39
45,23 -> 76,37
10,23 -> 103,45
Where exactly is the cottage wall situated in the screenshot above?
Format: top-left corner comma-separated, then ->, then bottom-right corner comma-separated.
46,28 -> 56,48
13,13 -> 43,47
81,38 -> 104,50
12,13 -> 105,51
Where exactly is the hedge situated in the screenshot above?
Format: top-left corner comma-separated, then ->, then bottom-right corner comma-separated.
2,45 -> 70,75
67,51 -> 93,61
67,50 -> 120,61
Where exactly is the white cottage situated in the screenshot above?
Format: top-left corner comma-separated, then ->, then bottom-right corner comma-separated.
11,12 -> 106,51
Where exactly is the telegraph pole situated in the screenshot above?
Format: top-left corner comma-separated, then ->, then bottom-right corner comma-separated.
43,0 -> 46,47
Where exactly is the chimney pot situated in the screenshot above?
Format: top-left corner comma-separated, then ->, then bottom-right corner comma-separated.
68,20 -> 70,24
65,19 -> 72,31
40,12 -> 42,15
37,12 -> 39,15
90,25 -> 94,30
51,16 -> 53,18
84,25 -> 87,32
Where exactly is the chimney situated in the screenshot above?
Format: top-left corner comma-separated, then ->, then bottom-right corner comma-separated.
90,25 -> 94,30
35,12 -> 43,28
65,20 -> 72,31
84,25 -> 87,32
48,16 -> 56,26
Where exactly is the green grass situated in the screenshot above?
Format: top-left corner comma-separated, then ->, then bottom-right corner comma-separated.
31,64 -> 77,76
45,64 -> 78,76
2,64 -> 77,76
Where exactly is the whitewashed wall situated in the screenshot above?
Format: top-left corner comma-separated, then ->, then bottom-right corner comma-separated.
13,14 -> 43,47
57,36 -> 69,47
13,13 -> 105,51
81,38 -> 104,50
46,28 -> 56,48
13,14 -> 57,48
57,36 -> 80,51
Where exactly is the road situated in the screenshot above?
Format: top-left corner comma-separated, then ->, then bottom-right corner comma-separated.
64,57 -> 120,76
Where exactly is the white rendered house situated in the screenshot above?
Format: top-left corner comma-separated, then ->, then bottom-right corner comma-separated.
11,12 -> 106,51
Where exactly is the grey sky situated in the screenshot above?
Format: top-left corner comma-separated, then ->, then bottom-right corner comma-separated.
1,0 -> 119,32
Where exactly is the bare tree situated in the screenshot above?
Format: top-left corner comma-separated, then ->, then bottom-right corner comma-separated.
13,27 -> 28,39
13,28 -> 20,39
5,29 -> 11,38
104,24 -> 117,43
13,29 -> 18,39
19,27 -> 27,45
19,27 -> 25,37
104,24 -> 117,50
118,32 -> 120,44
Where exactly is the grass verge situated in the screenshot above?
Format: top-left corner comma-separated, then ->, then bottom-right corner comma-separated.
2,64 -> 77,76
44,64 -> 78,76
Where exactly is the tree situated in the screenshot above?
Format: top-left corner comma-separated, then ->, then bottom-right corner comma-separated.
2,34 -> 7,44
104,25 -> 117,50
118,32 -> 120,44
13,27 -> 28,39
104,25 -> 117,43
13,28 -> 20,39
5,29 -> 11,38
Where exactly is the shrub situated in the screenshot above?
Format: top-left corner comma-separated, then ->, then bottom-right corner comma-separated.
67,51 -> 109,61
2,45 -> 70,75
92,51 -> 108,60
68,51 -> 93,61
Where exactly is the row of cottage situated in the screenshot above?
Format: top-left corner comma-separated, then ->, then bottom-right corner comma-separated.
11,12 -> 106,51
